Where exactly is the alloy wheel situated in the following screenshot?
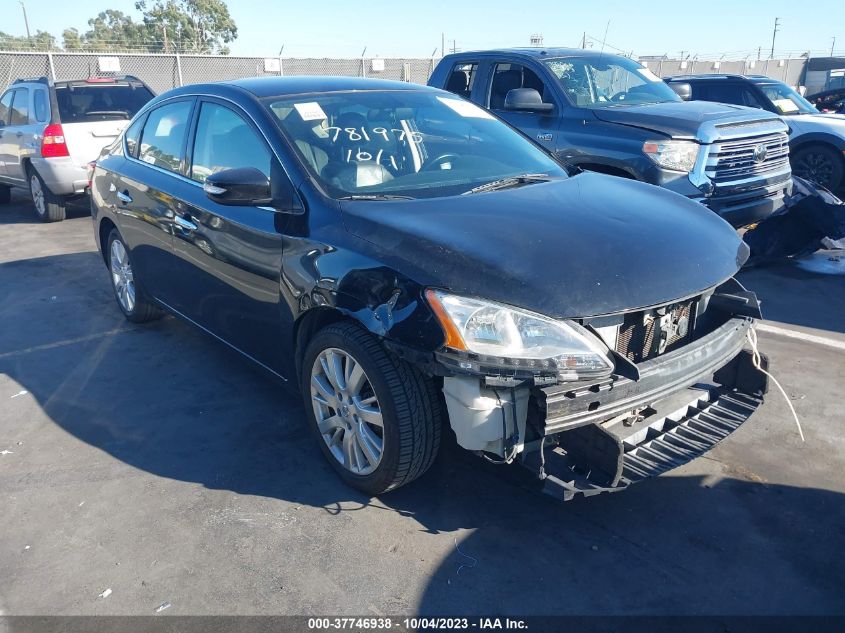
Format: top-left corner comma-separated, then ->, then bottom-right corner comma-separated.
310,348 -> 384,475
110,239 -> 136,314
794,152 -> 835,188
30,174 -> 45,217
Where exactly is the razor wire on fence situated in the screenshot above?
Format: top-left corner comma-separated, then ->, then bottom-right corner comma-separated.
0,50 -> 830,95
0,51 -> 440,94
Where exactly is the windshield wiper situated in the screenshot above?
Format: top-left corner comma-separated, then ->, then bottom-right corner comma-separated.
337,194 -> 415,201
462,174 -> 552,195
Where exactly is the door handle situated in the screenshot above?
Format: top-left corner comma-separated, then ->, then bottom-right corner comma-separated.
174,215 -> 198,231
15,131 -> 23,138
116,190 -> 132,204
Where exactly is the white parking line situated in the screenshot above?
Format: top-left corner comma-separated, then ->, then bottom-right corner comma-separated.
756,323 -> 845,351
0,328 -> 135,360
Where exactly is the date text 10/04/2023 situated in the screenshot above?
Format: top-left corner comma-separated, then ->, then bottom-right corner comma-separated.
307,617 -> 529,630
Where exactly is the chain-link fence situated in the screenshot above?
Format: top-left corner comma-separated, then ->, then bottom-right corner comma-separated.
0,50 -> 826,96
638,57 -> 807,87
0,51 -> 439,94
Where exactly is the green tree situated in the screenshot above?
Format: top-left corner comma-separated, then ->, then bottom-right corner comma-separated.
62,10 -> 154,52
0,30 -> 58,51
136,0 -> 237,54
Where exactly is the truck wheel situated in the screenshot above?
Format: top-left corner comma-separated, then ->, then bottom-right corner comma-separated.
301,322 -> 441,495
791,144 -> 844,192
0,184 -> 10,204
106,228 -> 162,323
28,167 -> 66,222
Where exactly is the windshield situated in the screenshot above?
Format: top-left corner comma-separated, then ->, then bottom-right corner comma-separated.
55,84 -> 155,122
544,57 -> 681,108
264,90 -> 566,199
757,82 -> 818,115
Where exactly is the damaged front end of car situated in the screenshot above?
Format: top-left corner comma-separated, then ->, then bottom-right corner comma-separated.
427,278 -> 769,501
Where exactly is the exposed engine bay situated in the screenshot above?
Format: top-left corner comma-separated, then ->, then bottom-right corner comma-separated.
439,277 -> 769,500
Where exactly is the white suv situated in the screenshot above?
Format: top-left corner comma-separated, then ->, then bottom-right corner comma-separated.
0,76 -> 155,221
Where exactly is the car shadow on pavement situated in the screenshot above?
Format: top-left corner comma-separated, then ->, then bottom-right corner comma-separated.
0,190 -> 90,225
2,252 -> 844,615
737,252 -> 845,335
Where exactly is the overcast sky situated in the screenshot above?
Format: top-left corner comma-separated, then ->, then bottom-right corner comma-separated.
8,0 -> 844,59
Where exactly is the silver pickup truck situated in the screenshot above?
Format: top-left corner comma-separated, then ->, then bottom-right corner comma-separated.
0,76 -> 155,221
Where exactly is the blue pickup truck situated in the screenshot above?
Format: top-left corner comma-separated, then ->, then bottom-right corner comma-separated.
429,48 -> 792,226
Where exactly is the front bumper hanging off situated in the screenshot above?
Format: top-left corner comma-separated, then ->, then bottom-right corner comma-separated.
519,318 -> 769,501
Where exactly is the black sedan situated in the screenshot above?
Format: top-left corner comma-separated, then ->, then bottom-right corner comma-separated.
90,77 -> 768,499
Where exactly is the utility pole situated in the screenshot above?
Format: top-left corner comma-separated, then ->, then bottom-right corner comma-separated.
19,1 -> 31,42
581,32 -> 586,48
450,39 -> 458,54
757,46 -> 762,60
770,17 -> 780,59
832,36 -> 837,57
162,23 -> 168,53
441,32 -> 445,57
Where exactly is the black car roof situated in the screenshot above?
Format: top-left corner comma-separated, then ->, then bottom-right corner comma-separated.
667,74 -> 781,84
447,47 -> 624,60
223,76 -> 438,98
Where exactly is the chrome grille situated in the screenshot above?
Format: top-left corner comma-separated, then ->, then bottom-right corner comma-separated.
705,132 -> 790,183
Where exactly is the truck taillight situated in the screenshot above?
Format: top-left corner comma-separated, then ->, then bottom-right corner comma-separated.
41,124 -> 70,158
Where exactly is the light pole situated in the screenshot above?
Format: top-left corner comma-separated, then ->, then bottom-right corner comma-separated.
19,1 -> 32,42
770,17 -> 781,59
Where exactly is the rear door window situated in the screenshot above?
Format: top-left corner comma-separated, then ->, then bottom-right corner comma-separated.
444,62 -> 478,99
124,115 -> 146,158
33,90 -> 49,122
189,102 -> 270,183
10,89 -> 29,125
0,90 -> 14,126
137,100 -> 193,174
697,83 -> 761,108
54,84 -> 155,123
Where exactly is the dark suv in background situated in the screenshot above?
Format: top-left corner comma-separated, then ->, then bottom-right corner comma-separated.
665,74 -> 845,192
0,75 -> 155,221
429,48 -> 792,227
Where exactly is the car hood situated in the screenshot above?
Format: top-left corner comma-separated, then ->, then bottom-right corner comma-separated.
787,113 -> 845,138
591,100 -> 779,139
340,173 -> 748,318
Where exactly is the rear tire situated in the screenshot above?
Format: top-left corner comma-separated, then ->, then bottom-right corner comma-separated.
301,322 -> 441,495
0,184 -> 10,204
106,228 -> 162,323
791,144 -> 844,192
28,167 -> 66,222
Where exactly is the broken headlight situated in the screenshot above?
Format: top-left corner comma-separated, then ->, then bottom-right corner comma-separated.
643,139 -> 699,173
426,290 -> 615,380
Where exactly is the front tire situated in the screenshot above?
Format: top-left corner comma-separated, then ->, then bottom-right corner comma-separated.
791,144 -> 844,192
106,228 -> 162,323
28,167 -> 66,222
301,322 -> 441,495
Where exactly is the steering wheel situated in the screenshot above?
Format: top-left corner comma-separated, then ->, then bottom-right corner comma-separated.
422,154 -> 460,171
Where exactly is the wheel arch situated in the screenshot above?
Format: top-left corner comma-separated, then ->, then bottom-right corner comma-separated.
789,133 -> 845,156
98,217 -> 118,265
293,307 -> 351,378
576,162 -> 637,179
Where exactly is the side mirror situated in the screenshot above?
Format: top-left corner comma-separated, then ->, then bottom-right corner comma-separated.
668,82 -> 692,101
504,88 -> 555,113
204,167 -> 272,206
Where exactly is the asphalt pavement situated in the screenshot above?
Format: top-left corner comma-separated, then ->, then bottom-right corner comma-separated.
1,189 -> 844,616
